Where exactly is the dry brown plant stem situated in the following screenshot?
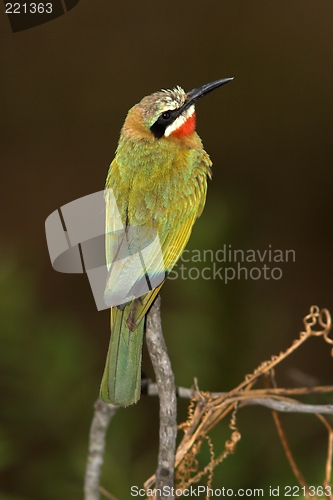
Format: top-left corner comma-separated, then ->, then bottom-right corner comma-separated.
169,306 -> 333,475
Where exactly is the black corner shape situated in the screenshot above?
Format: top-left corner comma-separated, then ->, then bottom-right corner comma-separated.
4,0 -> 80,33
64,0 -> 79,11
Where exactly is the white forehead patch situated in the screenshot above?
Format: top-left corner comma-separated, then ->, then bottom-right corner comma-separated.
160,100 -> 179,112
164,105 -> 195,137
160,86 -> 186,109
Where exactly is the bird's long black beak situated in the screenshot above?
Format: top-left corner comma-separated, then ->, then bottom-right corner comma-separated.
180,77 -> 234,114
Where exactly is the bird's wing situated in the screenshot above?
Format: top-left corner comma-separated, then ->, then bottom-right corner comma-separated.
105,159 -> 127,271
104,159 -> 144,308
128,148 -> 211,328
127,210 -> 199,328
104,148 -> 211,327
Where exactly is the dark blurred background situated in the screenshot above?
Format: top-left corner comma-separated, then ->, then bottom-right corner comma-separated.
1,1 -> 333,499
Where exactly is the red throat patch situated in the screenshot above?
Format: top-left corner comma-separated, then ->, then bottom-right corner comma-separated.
171,113 -> 196,138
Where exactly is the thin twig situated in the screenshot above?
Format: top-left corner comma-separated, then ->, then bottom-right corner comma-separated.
239,398 -> 333,414
316,414 -> 333,496
271,410 -> 313,499
145,380 -> 333,414
146,381 -> 333,398
84,399 -> 118,500
265,372 -> 312,499
99,486 -> 119,500
145,296 -> 177,500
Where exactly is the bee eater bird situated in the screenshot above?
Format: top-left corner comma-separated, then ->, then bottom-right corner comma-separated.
100,78 -> 233,406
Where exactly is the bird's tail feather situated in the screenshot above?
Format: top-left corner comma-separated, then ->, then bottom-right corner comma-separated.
99,304 -> 144,406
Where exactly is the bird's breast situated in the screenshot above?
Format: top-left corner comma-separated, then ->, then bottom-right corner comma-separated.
109,135 -> 209,231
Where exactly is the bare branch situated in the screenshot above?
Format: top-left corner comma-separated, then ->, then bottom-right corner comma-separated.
240,398 -> 333,414
84,399 -> 118,500
145,380 -> 333,414
145,296 -> 177,500
146,382 -> 194,399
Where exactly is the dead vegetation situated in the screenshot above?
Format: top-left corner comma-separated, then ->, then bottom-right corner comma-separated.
143,305 -> 333,500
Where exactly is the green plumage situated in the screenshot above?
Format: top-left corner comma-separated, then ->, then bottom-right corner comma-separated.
99,80 -> 232,406
100,304 -> 144,406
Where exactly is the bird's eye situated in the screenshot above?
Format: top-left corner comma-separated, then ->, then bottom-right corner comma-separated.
161,111 -> 171,120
